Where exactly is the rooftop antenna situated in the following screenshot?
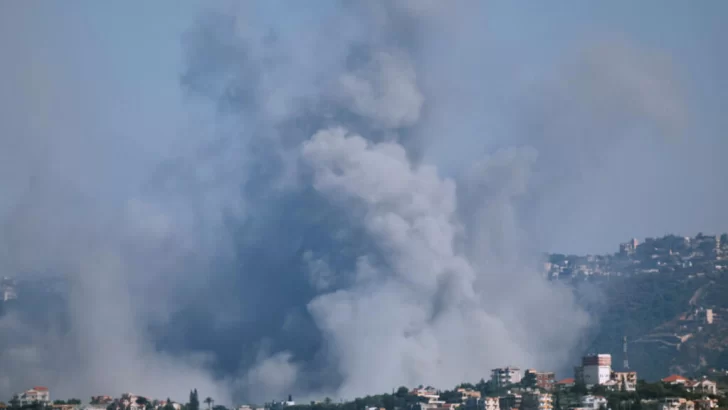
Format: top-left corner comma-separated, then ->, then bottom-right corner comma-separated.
623,336 -> 629,370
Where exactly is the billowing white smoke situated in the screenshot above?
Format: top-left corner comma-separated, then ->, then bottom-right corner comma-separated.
299,128 -> 584,398
0,0 -> 690,406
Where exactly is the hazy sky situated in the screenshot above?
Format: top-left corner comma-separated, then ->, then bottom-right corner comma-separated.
3,1 -> 726,254
1,0 -> 727,404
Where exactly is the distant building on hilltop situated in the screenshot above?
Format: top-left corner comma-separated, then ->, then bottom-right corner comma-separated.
14,387 -> 51,407
265,396 -> 295,410
619,238 -> 639,256
491,367 -> 522,388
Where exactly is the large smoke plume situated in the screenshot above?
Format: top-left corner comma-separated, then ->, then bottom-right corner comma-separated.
0,0 -> 707,406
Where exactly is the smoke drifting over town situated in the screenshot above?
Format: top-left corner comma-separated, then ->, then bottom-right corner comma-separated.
1,0 -> 726,407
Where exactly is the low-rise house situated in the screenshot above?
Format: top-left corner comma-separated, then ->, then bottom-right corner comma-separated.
87,396 -> 113,410
53,404 -> 79,410
693,398 -> 718,410
412,387 -> 441,403
15,387 -> 51,407
662,375 -> 689,386
687,379 -> 717,395
580,395 -> 607,410
457,388 -> 481,400
661,398 -> 694,410
90,396 -> 113,405
555,379 -> 575,389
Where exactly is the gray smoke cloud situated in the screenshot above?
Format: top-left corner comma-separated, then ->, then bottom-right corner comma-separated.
1,0 -> 711,406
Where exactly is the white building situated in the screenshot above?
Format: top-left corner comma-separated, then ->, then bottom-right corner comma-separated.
661,398 -> 694,410
579,355 -> 612,386
15,387 -> 51,406
689,379 -> 717,395
580,396 -> 607,410
491,367 -> 522,388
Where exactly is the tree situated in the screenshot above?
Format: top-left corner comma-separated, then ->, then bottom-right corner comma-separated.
54,401 -> 67,405
591,385 -> 608,396
68,400 -> 82,405
188,390 -> 199,410
554,391 -> 561,410
10,397 -> 21,410
475,379 -> 489,396
521,372 -> 537,389
204,398 -> 213,410
164,399 -> 175,410
438,391 -> 462,404
632,396 -> 643,410
395,387 -> 409,398
572,382 -> 588,396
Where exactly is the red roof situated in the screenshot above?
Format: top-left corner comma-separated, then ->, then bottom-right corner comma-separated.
557,378 -> 575,384
33,387 -> 49,391
662,375 -> 687,383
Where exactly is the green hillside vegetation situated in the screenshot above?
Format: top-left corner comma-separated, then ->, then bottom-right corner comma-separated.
578,261 -> 728,379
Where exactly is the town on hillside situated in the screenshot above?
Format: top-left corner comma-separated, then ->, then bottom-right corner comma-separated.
3,354 -> 727,410
541,233 -> 728,379
543,234 -> 728,280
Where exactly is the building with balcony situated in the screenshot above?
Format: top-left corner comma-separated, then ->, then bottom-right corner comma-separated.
14,387 -> 51,407
491,367 -> 522,388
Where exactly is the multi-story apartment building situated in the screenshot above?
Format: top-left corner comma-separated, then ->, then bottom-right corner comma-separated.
498,394 -> 522,410
524,369 -> 556,391
491,367 -> 522,388
521,393 -> 553,410
575,355 -> 612,387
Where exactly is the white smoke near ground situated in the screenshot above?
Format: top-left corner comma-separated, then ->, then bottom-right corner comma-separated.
0,0 -> 694,406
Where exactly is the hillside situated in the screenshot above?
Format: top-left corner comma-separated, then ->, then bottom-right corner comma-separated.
558,233 -> 728,380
